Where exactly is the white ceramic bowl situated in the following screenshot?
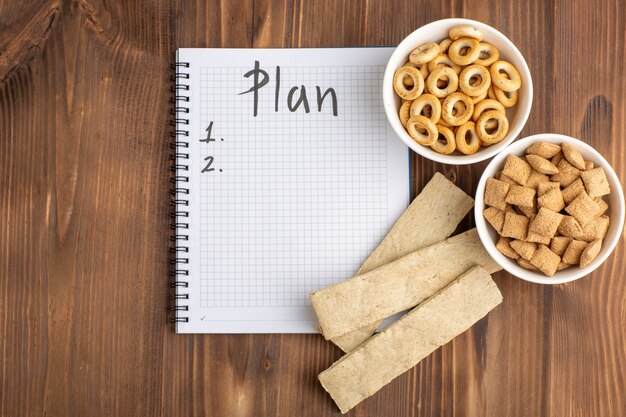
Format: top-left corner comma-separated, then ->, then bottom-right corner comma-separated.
383,18 -> 533,165
475,134 -> 625,284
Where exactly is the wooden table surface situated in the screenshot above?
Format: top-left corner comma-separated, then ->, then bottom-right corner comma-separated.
1,1 -> 625,416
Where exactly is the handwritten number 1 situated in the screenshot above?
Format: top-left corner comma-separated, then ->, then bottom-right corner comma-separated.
201,122 -> 216,143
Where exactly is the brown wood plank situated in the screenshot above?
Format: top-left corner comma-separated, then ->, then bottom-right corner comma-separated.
0,1 -> 625,416
0,0 -> 172,416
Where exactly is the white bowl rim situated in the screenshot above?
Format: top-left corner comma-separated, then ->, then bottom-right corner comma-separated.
383,18 -> 534,165
475,133 -> 626,284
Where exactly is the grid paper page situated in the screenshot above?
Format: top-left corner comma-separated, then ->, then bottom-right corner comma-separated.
176,48 -> 409,333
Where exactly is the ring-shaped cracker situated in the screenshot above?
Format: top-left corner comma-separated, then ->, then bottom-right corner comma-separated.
406,115 -> 438,146
475,43 -> 500,66
493,85 -> 519,107
441,92 -> 474,126
399,100 -> 412,127
393,66 -> 424,100
448,37 -> 481,66
476,110 -> 509,144
449,25 -> 483,41
472,98 -> 505,121
427,54 -> 462,74
426,67 -> 459,98
409,42 -> 440,65
430,124 -> 457,154
438,99 -> 465,127
455,121 -> 481,154
400,62 -> 416,87
459,64 -> 491,97
410,94 -> 441,124
476,97 -> 502,131
490,60 -> 522,92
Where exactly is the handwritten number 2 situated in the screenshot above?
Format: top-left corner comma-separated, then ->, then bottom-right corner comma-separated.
202,156 -> 215,173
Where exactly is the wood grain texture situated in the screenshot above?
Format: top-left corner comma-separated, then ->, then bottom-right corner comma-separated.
1,1 -> 625,416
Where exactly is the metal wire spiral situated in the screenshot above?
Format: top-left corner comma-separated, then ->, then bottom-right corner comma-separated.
169,61 -> 190,323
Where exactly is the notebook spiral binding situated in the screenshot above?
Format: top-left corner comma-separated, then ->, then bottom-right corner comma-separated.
169,61 -> 191,324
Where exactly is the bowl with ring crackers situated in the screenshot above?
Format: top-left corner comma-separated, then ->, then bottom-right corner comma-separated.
383,18 -> 533,164
475,134 -> 625,284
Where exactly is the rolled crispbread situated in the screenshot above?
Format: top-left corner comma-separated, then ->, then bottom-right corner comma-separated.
318,266 -> 503,413
311,228 -> 501,340
330,172 -> 473,352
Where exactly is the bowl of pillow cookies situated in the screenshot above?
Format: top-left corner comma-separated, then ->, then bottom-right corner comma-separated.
383,18 -> 533,164
475,134 -> 625,284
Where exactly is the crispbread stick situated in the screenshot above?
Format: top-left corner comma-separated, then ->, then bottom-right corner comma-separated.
318,266 -> 503,413
311,228 -> 501,340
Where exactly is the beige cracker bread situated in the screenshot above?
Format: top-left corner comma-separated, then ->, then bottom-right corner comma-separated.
311,228 -> 501,340
329,172 -> 474,352
318,266 -> 503,414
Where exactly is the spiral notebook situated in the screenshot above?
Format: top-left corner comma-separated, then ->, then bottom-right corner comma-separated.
171,48 -> 410,333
